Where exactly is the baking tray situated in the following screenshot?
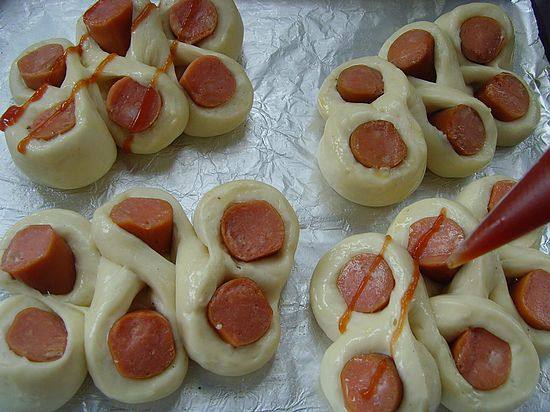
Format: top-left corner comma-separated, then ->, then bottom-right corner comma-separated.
0,0 -> 548,410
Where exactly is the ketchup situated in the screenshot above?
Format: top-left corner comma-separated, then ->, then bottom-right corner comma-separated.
449,149 -> 550,268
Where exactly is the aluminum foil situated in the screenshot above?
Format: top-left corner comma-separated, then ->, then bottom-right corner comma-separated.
0,0 -> 549,410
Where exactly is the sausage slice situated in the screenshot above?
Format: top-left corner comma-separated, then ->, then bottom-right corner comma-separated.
511,269 -> 550,331
108,309 -> 176,379
336,65 -> 384,103
1,225 -> 76,295
487,180 -> 515,212
220,200 -> 285,262
451,327 -> 512,391
179,55 -> 236,108
29,99 -> 76,141
128,286 -> 155,312
407,216 -> 465,282
83,0 -> 133,56
340,353 -> 403,412
337,253 -> 395,313
428,104 -> 486,156
387,29 -> 436,82
460,16 -> 505,64
207,277 -> 273,347
7,307 -> 67,362
110,197 -> 174,256
349,120 -> 407,169
169,0 -> 218,44
17,44 -> 66,90
475,73 -> 530,122
106,76 -> 162,133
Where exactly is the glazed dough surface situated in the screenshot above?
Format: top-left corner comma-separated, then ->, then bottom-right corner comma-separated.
0,294 -> 87,412
417,294 -> 539,412
435,2 -> 515,69
312,233 -> 440,411
159,0 -> 244,60
172,42 -> 253,137
176,180 -> 299,376
4,50 -> 117,189
9,38 -> 74,105
387,197 -> 499,297
413,83 -> 497,177
88,187 -> 192,403
0,209 -> 100,307
461,66 -> 541,146
379,21 -> 467,92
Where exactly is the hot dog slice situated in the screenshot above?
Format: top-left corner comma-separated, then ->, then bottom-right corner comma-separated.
511,269 -> 550,331
349,120 -> 407,169
108,309 -> 176,379
475,73 -> 529,122
340,353 -> 403,412
106,77 -> 162,133
17,44 -> 66,90
83,0 -> 133,56
220,200 -> 285,262
451,327 -> 511,390
29,99 -> 76,141
169,0 -> 218,44
387,29 -> 436,82
336,65 -> 384,104
207,278 -> 272,347
337,253 -> 395,313
1,225 -> 76,295
460,16 -> 505,64
6,307 -> 67,362
110,197 -> 173,256
428,104 -> 485,156
487,180 -> 515,212
407,216 -> 465,283
179,55 -> 236,108
128,286 -> 155,312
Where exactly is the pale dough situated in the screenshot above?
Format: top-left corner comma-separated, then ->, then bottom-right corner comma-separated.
313,233 -> 440,411
4,49 -> 117,189
88,187 -> 193,403
0,293 -> 87,412
176,180 -> 299,376
72,30 -> 190,154
379,21 -> 468,92
461,66 -> 541,146
413,83 -> 497,177
456,174 -> 543,270
159,0 -> 244,60
172,42 -> 253,137
387,197 -> 499,298
435,2 -> 515,69
418,294 -> 539,412
9,38 -> 74,105
0,209 -> 100,307
85,258 -> 188,403
317,104 -> 427,207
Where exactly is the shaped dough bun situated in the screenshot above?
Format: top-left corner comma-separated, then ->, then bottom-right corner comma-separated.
176,180 -> 299,376
0,294 -> 87,412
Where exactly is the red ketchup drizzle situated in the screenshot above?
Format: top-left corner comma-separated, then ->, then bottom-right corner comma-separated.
17,51 -> 117,153
449,149 -> 550,267
388,208 -> 447,354
122,41 -> 178,152
131,2 -> 157,32
338,235 -> 392,334
0,34 -> 92,134
361,359 -> 388,400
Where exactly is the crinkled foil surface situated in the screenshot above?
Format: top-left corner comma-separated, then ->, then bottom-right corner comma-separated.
0,0 -> 549,410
